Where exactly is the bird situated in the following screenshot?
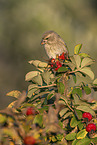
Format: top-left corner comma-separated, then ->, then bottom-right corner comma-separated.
41,30 -> 68,59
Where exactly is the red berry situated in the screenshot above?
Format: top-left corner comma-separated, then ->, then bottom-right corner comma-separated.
86,123 -> 96,132
51,64 -> 54,67
51,58 -> 55,64
55,61 -> 62,71
24,136 -> 36,145
26,107 -> 36,116
50,58 -> 56,68
82,112 -> 92,121
59,52 -> 65,60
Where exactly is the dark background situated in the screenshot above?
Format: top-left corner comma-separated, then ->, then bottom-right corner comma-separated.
0,0 -> 97,108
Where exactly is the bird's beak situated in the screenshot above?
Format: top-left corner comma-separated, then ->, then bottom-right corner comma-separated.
41,39 -> 45,45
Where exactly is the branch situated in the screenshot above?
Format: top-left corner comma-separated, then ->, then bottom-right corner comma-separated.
38,83 -> 56,89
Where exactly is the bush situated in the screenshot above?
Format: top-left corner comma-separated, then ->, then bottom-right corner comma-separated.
0,44 -> 97,145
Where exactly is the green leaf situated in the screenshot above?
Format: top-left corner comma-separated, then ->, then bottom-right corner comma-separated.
27,88 -> 38,98
73,94 -> 82,105
70,115 -> 79,128
70,56 -> 76,65
74,55 -> 81,68
72,139 -> 79,145
93,78 -> 97,85
72,88 -> 82,98
57,66 -> 68,72
74,44 -> 82,55
67,62 -> 76,70
76,138 -> 91,145
47,92 -> 54,100
59,108 -> 69,117
28,84 -> 38,91
38,61 -> 48,67
78,122 -> 84,130
42,71 -> 50,85
33,114 -> 43,126
65,133 -> 76,140
81,57 -> 95,68
25,71 -> 39,81
28,60 -> 47,67
83,86 -> 91,95
28,60 -> 41,66
72,74 -> 77,83
75,109 -> 82,120
77,129 -> 88,139
73,94 -> 90,106
57,82 -> 65,94
91,137 -> 97,144
76,105 -> 95,116
59,95 -> 69,105
62,112 -> 73,119
56,134 -> 64,141
32,74 -> 43,85
79,53 -> 90,57
79,67 -> 94,80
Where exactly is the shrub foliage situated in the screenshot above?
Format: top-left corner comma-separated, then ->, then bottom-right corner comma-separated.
0,44 -> 97,145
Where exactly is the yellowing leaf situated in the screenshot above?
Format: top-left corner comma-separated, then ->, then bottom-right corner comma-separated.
7,101 -> 17,108
9,142 -> 14,145
0,114 -> 7,123
77,129 -> 88,139
74,44 -> 82,54
6,90 -> 21,98
3,128 -> 19,140
25,71 -> 39,81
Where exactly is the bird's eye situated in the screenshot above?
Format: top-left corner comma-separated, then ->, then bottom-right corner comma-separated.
45,37 -> 49,40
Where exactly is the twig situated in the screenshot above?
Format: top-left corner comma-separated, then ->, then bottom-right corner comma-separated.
38,83 -> 56,89
62,97 -> 74,112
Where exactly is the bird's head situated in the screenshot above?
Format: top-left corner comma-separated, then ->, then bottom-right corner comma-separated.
41,31 -> 58,45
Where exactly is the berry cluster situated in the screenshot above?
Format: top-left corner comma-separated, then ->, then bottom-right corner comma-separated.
50,52 -> 66,71
82,112 -> 96,133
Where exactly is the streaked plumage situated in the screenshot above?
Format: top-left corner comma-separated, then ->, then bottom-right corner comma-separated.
41,30 -> 68,59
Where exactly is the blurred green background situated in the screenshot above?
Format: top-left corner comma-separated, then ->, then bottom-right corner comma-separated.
0,0 -> 97,108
